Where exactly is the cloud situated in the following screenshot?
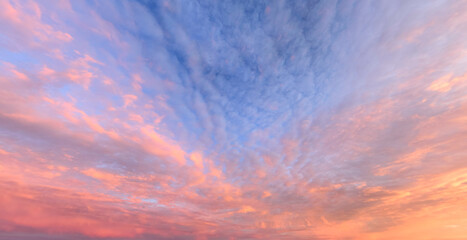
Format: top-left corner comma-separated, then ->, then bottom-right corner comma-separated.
0,0 -> 466,239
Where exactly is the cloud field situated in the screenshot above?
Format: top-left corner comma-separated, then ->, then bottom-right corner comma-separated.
0,0 -> 466,239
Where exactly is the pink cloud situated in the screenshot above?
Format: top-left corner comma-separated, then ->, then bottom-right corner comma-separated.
0,0 -> 72,50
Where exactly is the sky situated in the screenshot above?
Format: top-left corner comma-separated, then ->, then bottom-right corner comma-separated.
0,0 -> 466,239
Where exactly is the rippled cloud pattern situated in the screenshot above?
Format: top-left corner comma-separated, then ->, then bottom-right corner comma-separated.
0,0 -> 466,239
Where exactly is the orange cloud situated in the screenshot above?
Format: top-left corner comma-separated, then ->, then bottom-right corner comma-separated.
140,125 -> 187,165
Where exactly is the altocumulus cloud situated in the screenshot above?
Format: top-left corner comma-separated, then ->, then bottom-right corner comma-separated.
0,0 -> 466,239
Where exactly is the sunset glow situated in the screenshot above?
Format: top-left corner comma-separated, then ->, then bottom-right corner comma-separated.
0,0 -> 466,239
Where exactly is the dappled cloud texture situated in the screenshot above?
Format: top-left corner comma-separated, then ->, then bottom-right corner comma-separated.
0,0 -> 466,239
